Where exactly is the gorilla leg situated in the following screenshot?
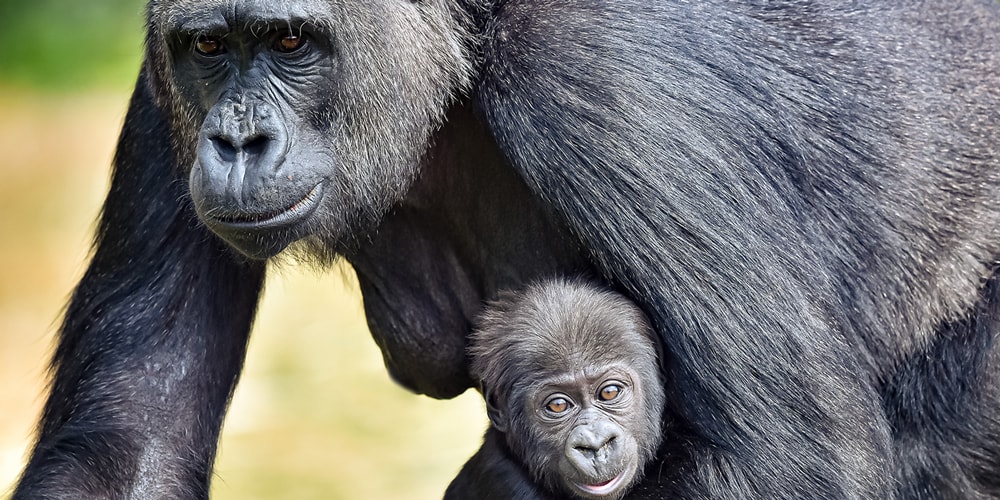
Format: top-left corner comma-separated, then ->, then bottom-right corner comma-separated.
14,72 -> 264,499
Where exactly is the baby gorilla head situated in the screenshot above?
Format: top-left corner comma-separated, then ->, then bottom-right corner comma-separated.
470,278 -> 666,499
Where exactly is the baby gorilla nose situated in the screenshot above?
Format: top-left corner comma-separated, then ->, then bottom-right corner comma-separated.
573,437 -> 617,462
567,421 -> 623,469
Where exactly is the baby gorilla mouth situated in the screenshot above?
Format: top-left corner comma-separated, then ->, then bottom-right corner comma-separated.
574,469 -> 628,497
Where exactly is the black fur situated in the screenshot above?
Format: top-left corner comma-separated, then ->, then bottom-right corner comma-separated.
15,0 -> 1000,498
447,427 -> 555,500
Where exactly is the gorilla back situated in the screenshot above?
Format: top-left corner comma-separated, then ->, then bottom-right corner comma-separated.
15,0 -> 1000,499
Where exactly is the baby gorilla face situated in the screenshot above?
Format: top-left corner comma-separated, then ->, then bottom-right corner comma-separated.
528,366 -> 646,499
470,279 -> 666,499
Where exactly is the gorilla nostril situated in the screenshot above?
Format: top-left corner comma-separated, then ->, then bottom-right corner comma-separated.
210,135 -> 271,162
243,135 -> 269,156
211,136 -> 237,162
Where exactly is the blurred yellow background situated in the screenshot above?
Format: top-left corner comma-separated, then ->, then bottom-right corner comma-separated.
0,2 -> 486,499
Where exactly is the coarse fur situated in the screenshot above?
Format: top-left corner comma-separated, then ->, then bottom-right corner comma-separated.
456,278 -> 665,499
14,0 -> 1000,499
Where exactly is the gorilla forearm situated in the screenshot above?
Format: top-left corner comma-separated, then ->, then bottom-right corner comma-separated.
446,428 -> 556,500
15,77 -> 265,499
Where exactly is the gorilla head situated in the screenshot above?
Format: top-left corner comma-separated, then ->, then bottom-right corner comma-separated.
469,279 -> 666,499
145,0 -> 477,258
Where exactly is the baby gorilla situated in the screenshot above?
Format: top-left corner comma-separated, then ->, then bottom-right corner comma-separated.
465,279 -> 666,499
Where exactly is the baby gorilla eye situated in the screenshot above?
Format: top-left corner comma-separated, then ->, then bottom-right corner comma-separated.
598,383 -> 622,401
545,396 -> 571,414
194,35 -> 225,56
275,32 -> 305,53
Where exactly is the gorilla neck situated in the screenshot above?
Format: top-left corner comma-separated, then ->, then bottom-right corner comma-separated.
346,101 -> 592,399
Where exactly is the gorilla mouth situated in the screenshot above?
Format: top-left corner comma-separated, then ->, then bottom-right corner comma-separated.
574,470 -> 627,497
211,182 -> 324,231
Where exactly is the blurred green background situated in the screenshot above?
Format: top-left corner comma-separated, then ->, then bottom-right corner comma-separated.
0,2 -> 486,499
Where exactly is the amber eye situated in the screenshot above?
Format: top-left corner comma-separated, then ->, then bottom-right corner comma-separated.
194,35 -> 224,56
276,33 -> 304,53
598,384 -> 621,401
545,397 -> 571,414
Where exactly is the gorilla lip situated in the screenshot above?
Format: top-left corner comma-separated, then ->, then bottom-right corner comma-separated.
574,470 -> 627,497
211,182 -> 324,230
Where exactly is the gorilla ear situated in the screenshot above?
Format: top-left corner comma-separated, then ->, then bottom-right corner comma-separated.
482,386 -> 509,433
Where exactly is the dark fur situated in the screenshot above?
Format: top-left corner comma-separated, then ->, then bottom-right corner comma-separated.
447,427 -> 555,500
15,0 -> 1000,498
453,279 -> 665,499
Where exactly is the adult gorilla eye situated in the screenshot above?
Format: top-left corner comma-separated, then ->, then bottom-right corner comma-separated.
194,35 -> 224,56
275,33 -> 305,53
598,384 -> 621,401
545,397 -> 571,414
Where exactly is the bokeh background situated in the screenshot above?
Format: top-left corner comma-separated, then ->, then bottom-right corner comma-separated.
0,1 -> 487,498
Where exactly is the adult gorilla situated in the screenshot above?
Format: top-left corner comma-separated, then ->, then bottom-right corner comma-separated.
15,0 -> 1000,498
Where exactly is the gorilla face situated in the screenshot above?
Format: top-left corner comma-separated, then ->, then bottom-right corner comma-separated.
471,279 -> 667,499
149,0 -> 475,258
527,367 -> 650,499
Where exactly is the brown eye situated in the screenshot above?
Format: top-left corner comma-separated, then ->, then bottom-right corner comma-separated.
194,35 -> 224,56
276,33 -> 304,52
598,384 -> 621,401
545,397 -> 571,414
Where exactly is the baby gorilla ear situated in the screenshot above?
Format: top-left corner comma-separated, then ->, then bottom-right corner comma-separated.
483,386 -> 509,433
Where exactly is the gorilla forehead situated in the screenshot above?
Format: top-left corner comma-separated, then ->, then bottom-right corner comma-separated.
151,0 -> 330,24
470,279 -> 658,392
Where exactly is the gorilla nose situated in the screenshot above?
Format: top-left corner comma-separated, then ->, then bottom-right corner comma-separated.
573,436 -> 617,459
209,133 -> 271,163
568,422 -> 621,466
195,99 -> 289,203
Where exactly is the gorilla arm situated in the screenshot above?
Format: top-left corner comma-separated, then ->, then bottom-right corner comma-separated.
14,70 -> 265,499
445,427 -> 555,500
